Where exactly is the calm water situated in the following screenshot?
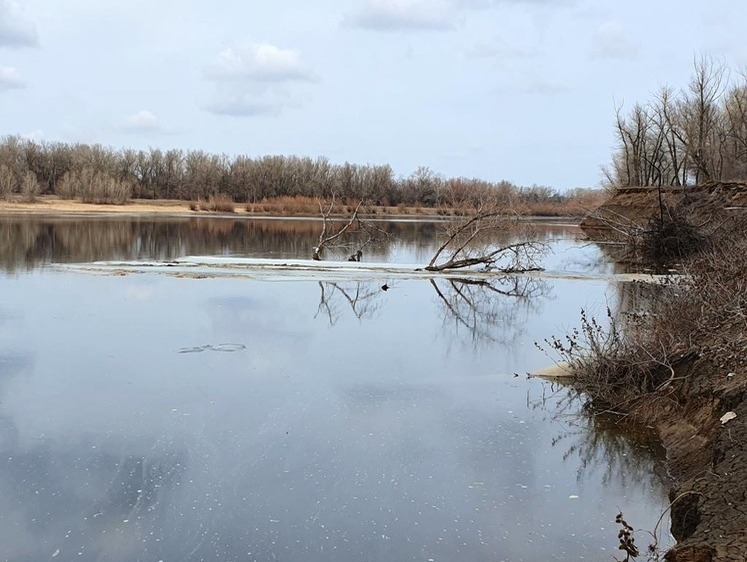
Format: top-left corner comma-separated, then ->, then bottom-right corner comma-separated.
0,216 -> 669,561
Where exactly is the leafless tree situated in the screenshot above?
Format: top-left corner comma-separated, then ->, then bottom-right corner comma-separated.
606,55 -> 747,188
312,196 -> 388,261
21,170 -> 39,202
424,203 -> 545,272
0,164 -> 14,200
0,133 -> 600,212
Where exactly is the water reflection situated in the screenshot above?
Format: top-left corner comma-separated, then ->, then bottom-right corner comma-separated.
315,281 -> 385,325
0,217 -> 442,271
0,220 -> 671,561
431,277 -> 549,343
0,216 -> 595,272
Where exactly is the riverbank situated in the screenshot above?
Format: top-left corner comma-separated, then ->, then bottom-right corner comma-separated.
571,198 -> 747,561
0,195 -> 589,221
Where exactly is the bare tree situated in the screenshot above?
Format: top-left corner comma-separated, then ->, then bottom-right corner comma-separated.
312,196 -> 388,261
0,164 -> 14,200
21,170 -> 40,202
424,204 -> 545,272
605,55 -> 742,189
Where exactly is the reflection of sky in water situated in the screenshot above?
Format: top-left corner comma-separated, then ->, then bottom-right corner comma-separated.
0,266 -> 669,560
0,217 -> 616,277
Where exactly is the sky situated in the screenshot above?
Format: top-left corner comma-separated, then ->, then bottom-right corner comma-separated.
1,0 -> 746,190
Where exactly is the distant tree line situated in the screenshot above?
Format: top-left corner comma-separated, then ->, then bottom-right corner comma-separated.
606,55 -> 747,188
0,135 -> 598,210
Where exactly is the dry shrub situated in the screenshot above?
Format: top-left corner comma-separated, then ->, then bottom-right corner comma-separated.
540,307 -> 673,410
647,229 -> 747,370
544,223 -> 747,410
640,205 -> 706,265
203,194 -> 235,213
258,196 -> 320,215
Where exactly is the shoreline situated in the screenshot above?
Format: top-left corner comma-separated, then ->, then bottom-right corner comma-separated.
0,196 -> 584,223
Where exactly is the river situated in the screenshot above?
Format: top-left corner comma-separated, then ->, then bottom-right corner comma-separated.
0,216 -> 671,561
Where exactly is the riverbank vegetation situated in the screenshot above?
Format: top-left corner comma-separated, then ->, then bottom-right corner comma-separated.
0,136 -> 603,216
605,55 -> 747,188
565,57 -> 747,561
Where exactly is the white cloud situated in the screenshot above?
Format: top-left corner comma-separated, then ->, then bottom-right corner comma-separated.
0,65 -> 24,90
455,0 -> 563,7
206,43 -> 314,83
591,21 -> 638,60
0,0 -> 38,48
122,110 -> 161,132
344,0 -> 455,31
204,42 -> 314,118
344,0 -> 571,33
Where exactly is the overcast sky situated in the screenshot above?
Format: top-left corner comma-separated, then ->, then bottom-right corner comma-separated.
1,0 -> 745,189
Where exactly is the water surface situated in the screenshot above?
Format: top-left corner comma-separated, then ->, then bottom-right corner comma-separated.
0,216 -> 669,561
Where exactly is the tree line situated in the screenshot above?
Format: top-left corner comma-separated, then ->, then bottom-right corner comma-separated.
606,55 -> 747,188
0,135 -> 597,209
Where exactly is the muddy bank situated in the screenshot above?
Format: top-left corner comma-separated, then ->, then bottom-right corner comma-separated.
580,182 -> 747,241
658,357 -> 747,562
575,185 -> 747,560
579,195 -> 747,561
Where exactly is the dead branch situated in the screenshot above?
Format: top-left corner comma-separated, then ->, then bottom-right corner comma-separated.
425,206 -> 545,272
312,196 -> 390,261
313,197 -> 364,260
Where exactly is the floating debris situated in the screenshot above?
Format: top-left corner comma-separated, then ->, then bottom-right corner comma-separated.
178,343 -> 246,354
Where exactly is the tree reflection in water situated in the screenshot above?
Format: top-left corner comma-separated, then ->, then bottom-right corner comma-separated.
315,281 -> 385,325
430,275 -> 548,343
532,389 -> 672,493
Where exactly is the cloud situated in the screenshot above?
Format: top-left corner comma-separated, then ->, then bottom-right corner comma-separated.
0,0 -> 38,48
456,0 -> 574,7
591,21 -> 638,60
344,0 -> 455,31
344,0 -> 571,33
0,65 -> 24,90
122,110 -> 161,133
206,43 -> 314,83
204,42 -> 314,118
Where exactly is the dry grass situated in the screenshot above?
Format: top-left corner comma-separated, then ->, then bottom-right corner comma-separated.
190,195 -> 236,213
542,221 -> 747,411
204,194 -> 235,213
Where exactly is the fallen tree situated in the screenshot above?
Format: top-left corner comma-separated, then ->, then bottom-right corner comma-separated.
424,203 -> 545,272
